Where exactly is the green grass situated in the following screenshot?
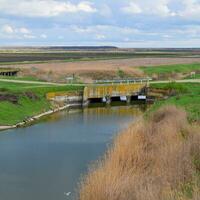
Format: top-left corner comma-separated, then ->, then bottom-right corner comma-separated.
0,75 -> 44,82
184,74 -> 200,79
149,82 -> 200,122
141,63 -> 200,76
0,81 -> 84,125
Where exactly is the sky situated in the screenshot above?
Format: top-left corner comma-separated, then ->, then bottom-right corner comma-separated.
0,0 -> 200,47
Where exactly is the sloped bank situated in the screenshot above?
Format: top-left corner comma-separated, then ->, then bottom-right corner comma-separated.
0,84 -> 83,131
79,105 -> 200,200
0,103 -> 81,131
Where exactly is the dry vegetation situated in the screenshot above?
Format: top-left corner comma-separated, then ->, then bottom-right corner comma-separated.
79,106 -> 200,200
2,57 -> 200,82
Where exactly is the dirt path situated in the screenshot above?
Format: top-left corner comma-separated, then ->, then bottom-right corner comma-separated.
150,79 -> 200,84
0,79 -> 84,86
0,78 -> 200,86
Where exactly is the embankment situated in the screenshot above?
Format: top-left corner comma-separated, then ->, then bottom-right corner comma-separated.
0,81 -> 83,127
79,105 -> 200,200
0,103 -> 81,131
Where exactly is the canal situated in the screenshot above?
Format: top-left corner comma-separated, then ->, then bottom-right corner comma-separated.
0,105 -> 145,200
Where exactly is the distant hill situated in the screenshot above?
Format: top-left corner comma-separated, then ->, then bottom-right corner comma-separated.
0,46 -> 119,52
45,46 -> 118,51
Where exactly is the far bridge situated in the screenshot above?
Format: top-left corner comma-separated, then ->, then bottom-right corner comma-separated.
83,81 -> 149,105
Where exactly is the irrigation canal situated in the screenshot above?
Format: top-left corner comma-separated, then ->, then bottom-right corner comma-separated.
0,104 -> 146,200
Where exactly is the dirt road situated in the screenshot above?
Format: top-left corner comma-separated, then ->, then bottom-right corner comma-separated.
0,78 -> 199,86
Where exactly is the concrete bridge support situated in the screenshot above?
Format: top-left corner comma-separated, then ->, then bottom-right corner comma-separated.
83,83 -> 148,106
106,96 -> 111,104
126,96 -> 131,104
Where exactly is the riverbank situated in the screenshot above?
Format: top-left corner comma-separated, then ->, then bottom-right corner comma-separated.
79,82 -> 200,200
149,82 -> 200,122
0,103 -> 81,131
79,105 -> 200,200
0,81 -> 83,126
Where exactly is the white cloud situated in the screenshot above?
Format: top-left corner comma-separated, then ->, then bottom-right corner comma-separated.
0,0 -> 97,17
18,27 -> 31,34
95,34 -> 106,40
1,25 -> 31,34
0,24 -> 35,39
122,0 -> 176,17
77,1 -> 96,13
122,2 -> 142,14
2,25 -> 14,34
23,34 -> 36,39
40,34 -> 47,39
71,25 -> 140,35
179,0 -> 200,19
122,0 -> 200,19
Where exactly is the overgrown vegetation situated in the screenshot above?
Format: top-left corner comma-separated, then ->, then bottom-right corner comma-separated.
79,106 -> 200,200
117,69 -> 126,79
0,81 -> 83,125
149,83 -> 200,122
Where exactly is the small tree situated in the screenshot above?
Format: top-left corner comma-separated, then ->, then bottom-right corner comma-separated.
117,69 -> 126,79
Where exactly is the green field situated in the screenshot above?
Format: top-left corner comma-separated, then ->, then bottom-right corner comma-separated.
0,75 -> 44,82
0,81 -> 83,125
184,73 -> 200,79
141,63 -> 200,76
149,82 -> 200,122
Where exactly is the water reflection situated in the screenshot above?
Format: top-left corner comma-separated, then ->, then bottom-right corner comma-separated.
0,105 -> 145,200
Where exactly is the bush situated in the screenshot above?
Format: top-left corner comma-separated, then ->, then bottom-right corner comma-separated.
117,69 -> 126,79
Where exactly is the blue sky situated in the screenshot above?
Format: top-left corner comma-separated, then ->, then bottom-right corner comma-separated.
0,0 -> 200,47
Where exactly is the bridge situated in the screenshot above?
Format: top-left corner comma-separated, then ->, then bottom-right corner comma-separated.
83,82 -> 148,105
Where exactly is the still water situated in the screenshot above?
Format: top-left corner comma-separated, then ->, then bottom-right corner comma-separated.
0,105 -> 145,200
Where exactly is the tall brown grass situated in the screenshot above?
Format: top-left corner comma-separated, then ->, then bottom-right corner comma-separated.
79,105 -> 200,200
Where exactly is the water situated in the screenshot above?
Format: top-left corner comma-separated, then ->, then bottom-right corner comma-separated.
0,105 -> 144,200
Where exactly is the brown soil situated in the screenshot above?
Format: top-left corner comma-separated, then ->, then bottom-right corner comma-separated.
24,92 -> 39,100
0,92 -> 39,104
0,93 -> 18,104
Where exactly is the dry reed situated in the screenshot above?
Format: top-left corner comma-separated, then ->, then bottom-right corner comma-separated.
79,105 -> 200,200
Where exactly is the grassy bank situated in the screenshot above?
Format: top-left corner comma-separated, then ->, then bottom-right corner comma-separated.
79,105 -> 200,200
149,82 -> 200,122
141,63 -> 200,80
0,81 -> 83,125
141,63 -> 200,75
